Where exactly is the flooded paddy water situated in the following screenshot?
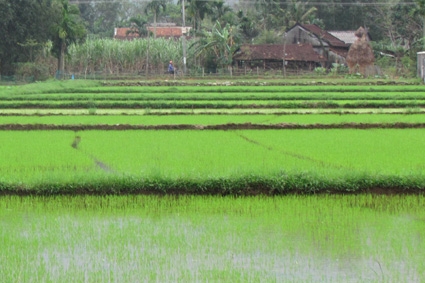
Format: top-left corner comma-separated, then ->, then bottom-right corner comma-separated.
1,195 -> 424,282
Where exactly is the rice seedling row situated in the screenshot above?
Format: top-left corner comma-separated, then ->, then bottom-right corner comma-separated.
5,91 -> 425,102
0,108 -> 420,115
2,100 -> 425,109
4,83 -> 425,96
80,85 -> 425,94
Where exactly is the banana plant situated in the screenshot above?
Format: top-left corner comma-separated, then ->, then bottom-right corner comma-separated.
191,21 -> 241,69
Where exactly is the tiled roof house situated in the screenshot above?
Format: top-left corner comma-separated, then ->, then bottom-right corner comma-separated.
233,43 -> 326,70
285,23 -> 350,65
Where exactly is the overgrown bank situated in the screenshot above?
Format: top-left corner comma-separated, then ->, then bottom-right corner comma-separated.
1,172 -> 425,196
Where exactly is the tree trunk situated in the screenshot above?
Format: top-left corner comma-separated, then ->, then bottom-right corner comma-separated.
146,37 -> 150,76
154,12 -> 157,38
58,40 -> 66,79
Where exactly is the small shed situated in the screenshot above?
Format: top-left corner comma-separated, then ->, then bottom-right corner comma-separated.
417,51 -> 425,80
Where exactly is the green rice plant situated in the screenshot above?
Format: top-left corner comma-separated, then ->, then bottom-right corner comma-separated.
1,129 -> 425,194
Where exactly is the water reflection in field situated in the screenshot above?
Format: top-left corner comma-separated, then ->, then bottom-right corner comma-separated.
1,195 -> 424,282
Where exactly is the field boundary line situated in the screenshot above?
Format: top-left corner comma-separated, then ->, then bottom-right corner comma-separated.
2,123 -> 425,131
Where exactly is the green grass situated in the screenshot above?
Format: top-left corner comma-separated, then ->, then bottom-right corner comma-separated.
1,194 -> 424,282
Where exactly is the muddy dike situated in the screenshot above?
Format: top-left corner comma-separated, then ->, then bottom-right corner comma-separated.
1,122 -> 425,131
101,80 -> 417,87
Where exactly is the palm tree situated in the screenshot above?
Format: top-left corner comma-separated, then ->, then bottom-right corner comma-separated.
179,0 -> 211,31
285,0 -> 318,26
255,0 -> 285,31
145,0 -> 168,38
53,0 -> 85,79
210,1 -> 232,25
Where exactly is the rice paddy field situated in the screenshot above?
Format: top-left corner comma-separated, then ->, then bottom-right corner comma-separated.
1,79 -> 425,281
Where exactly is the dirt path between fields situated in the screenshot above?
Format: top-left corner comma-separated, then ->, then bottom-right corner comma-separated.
2,122 -> 425,131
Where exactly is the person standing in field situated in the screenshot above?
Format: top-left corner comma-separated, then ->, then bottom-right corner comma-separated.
168,60 -> 174,74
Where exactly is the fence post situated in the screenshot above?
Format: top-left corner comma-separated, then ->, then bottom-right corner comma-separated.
257,67 -> 259,76
202,68 -> 204,77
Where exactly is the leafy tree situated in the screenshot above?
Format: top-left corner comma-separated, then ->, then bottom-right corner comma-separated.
72,0 -> 122,37
413,0 -> 425,48
51,0 -> 86,79
161,3 -> 184,26
236,10 -> 260,42
0,0 -> 56,75
316,0 -> 374,31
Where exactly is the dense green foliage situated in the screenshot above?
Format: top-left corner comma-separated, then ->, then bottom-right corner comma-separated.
0,0 -> 56,75
1,0 -> 424,77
